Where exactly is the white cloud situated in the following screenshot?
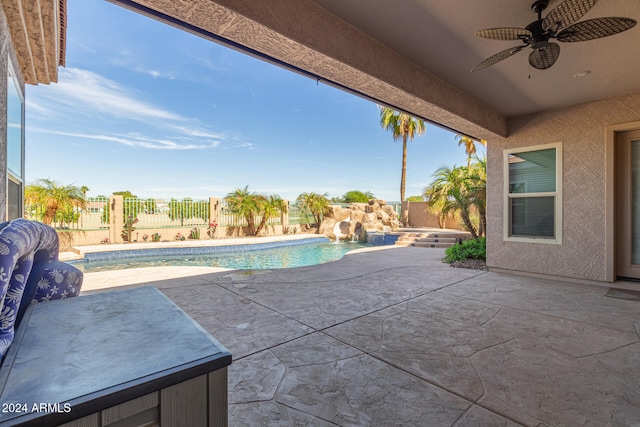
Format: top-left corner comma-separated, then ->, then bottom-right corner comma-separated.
29,129 -> 221,150
24,98 -> 49,115
32,67 -> 183,122
133,65 -> 175,80
27,67 -> 250,151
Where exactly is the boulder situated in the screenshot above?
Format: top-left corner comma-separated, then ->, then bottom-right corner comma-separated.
382,205 -> 397,218
319,199 -> 398,241
327,205 -> 350,222
319,217 -> 337,237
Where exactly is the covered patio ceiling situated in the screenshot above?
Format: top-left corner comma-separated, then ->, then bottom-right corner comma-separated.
107,0 -> 640,141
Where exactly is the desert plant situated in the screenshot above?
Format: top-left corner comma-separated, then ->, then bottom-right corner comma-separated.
121,215 -> 138,242
444,237 -> 486,263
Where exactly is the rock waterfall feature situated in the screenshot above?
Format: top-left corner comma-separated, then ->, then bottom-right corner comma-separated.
319,199 -> 401,241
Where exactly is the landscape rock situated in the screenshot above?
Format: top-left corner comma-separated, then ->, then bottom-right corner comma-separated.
327,206 -> 350,222
319,200 -> 399,241
318,217 -> 337,239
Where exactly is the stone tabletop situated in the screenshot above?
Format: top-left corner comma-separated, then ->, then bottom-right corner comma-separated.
0,286 -> 231,426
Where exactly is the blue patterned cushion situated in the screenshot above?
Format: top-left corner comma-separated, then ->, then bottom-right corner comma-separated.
0,219 -> 83,362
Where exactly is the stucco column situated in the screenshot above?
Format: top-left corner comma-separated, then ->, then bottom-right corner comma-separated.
109,195 -> 124,243
209,197 -> 220,238
281,200 -> 289,233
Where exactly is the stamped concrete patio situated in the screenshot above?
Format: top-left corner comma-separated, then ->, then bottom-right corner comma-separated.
84,246 -> 640,426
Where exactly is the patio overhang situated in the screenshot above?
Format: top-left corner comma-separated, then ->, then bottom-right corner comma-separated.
2,0 -> 67,85
107,0 -> 508,141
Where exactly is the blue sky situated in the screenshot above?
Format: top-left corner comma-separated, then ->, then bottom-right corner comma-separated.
25,0 -> 483,202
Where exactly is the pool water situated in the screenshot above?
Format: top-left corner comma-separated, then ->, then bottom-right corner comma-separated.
76,242 -> 369,273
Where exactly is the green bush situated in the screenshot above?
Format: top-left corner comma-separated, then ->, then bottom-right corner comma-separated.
444,237 -> 486,263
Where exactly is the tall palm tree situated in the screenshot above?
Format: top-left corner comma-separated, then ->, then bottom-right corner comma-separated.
379,107 -> 426,201
296,192 -> 330,226
25,179 -> 86,225
455,135 -> 487,169
80,186 -> 90,199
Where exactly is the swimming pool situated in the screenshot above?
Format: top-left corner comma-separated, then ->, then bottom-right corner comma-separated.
74,240 -> 369,273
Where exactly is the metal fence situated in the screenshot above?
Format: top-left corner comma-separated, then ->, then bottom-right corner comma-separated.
24,197 -> 402,231
24,196 -> 110,230
123,198 -> 210,229
288,203 -> 313,225
219,200 -> 281,227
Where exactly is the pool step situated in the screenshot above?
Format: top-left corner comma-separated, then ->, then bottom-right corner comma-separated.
394,231 -> 471,248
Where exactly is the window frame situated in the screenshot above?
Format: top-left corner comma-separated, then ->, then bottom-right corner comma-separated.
6,61 -> 25,220
503,142 -> 563,244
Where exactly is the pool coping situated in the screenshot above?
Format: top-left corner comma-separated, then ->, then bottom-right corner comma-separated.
70,234 -> 331,263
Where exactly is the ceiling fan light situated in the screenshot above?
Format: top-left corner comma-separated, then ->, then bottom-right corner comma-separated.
573,70 -> 591,78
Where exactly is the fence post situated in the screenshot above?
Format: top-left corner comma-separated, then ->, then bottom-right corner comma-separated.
281,200 -> 289,233
109,195 -> 124,243
209,197 -> 220,238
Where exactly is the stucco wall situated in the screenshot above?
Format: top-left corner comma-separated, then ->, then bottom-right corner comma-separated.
487,91 -> 640,282
405,202 -> 467,231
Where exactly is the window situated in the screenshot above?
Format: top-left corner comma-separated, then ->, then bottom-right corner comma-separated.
504,143 -> 562,243
7,62 -> 24,220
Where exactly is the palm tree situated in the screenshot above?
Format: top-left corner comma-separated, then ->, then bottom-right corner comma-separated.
455,135 -> 486,169
467,156 -> 487,237
423,165 -> 479,238
225,186 -> 262,235
25,179 -> 86,225
296,192 -> 330,226
254,194 -> 287,236
379,107 -> 426,201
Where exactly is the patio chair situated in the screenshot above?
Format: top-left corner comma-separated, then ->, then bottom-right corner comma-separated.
0,219 -> 83,363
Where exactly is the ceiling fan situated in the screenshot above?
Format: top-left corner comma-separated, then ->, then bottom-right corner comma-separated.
471,0 -> 637,72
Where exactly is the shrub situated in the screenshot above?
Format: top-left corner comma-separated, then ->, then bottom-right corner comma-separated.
444,237 -> 486,263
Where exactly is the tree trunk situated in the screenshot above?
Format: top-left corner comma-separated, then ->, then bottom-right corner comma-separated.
400,135 -> 407,201
255,214 -> 270,236
479,206 -> 487,237
43,203 -> 58,225
246,213 -> 256,236
460,211 -> 478,239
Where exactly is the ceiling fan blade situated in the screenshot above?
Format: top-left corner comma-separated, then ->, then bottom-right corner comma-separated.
557,17 -> 637,42
472,46 -> 526,72
542,0 -> 597,33
475,27 -> 531,41
529,42 -> 560,69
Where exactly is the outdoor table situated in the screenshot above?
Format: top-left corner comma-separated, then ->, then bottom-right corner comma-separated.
0,286 -> 231,427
